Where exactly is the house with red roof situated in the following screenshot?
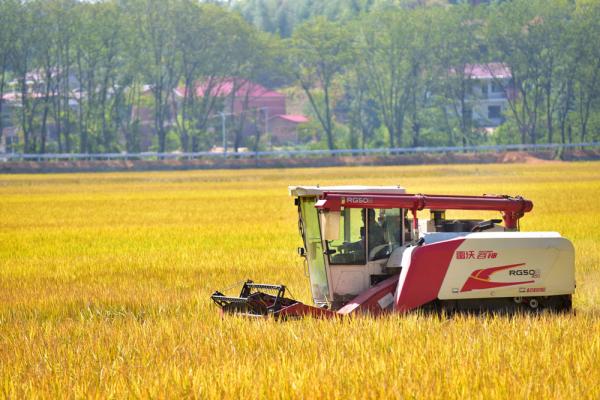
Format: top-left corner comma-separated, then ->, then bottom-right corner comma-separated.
176,78 -> 287,116
1,91 -> 64,153
175,78 -> 309,145
269,114 -> 310,144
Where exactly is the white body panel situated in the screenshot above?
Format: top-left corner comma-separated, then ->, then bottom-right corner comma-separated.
329,260 -> 387,297
396,246 -> 418,299
438,232 -> 575,299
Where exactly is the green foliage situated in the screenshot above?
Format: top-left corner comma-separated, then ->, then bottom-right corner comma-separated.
165,129 -> 181,152
1,0 -> 599,154
494,119 -> 522,145
290,17 -> 352,150
232,0 -> 444,36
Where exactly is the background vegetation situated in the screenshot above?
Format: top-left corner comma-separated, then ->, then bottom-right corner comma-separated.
1,0 -> 599,153
0,162 -> 599,398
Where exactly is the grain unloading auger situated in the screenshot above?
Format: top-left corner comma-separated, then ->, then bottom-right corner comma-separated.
211,186 -> 575,318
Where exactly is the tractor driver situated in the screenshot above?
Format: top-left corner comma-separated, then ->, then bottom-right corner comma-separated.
368,209 -> 385,246
336,209 -> 387,263
362,209 -> 386,259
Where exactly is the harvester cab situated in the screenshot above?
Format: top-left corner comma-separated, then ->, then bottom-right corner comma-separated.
292,186 -> 411,309
211,186 -> 575,318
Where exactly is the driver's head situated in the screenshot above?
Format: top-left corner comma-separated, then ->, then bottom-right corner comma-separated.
361,209 -> 377,223
368,209 -> 375,221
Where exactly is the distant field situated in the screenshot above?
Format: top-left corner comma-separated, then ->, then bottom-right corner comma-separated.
1,162 -> 599,399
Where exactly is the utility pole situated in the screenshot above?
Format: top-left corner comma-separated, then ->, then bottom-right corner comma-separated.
219,112 -> 233,154
264,107 -> 270,150
220,112 -> 227,154
258,107 -> 270,150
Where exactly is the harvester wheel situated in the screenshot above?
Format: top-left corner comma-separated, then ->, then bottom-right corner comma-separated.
528,298 -> 539,309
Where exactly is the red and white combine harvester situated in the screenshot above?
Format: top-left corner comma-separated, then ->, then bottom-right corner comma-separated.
211,186 -> 575,317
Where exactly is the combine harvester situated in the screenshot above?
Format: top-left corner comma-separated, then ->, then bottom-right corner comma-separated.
211,186 -> 575,317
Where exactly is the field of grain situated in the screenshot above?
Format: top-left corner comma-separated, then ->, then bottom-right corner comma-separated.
1,162 -> 599,399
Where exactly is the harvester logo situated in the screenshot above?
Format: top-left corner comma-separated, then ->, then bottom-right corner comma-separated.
460,263 -> 539,292
456,250 -> 498,260
345,197 -> 373,204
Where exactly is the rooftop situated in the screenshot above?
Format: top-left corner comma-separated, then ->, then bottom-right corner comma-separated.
176,78 -> 285,99
464,63 -> 512,80
274,114 -> 309,123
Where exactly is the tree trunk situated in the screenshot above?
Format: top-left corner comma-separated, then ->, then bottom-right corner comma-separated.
19,76 -> 31,152
579,72 -> 598,144
0,59 -> 5,146
394,111 -> 404,149
77,51 -> 87,153
323,84 -> 335,151
100,68 -> 112,151
545,83 -> 553,144
411,87 -> 419,147
86,72 -> 94,152
383,116 -> 395,148
459,77 -> 469,146
253,109 -> 262,153
180,76 -> 194,152
54,85 -> 62,152
40,66 -> 53,154
558,81 -> 572,145
300,79 -> 336,151
63,42 -> 71,153
154,76 -> 166,153
158,126 -> 166,153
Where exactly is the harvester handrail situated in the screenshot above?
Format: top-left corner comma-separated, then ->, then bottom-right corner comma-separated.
315,192 -> 533,230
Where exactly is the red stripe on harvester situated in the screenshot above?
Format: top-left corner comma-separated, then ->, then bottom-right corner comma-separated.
395,239 -> 465,312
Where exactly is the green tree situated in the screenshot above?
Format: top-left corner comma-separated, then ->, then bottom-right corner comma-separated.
172,3 -> 251,152
0,0 -> 19,148
291,17 -> 351,150
573,1 -> 600,143
486,0 -> 561,144
433,5 -> 483,146
131,0 -> 180,153
46,0 -> 78,153
356,9 -> 416,147
71,1 -> 123,153
10,1 -> 41,153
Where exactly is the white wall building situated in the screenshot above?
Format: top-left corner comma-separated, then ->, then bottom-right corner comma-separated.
464,63 -> 513,128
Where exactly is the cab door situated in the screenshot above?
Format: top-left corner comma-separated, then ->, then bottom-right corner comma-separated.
299,197 -> 331,306
323,207 -> 369,302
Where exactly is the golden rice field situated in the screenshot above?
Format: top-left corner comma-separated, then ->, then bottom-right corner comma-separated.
1,161 -> 599,399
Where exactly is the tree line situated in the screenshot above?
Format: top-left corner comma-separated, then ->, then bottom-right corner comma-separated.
0,0 -> 282,154
283,0 -> 600,149
0,0 -> 599,154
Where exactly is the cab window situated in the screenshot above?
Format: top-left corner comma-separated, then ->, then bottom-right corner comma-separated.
368,208 -> 403,260
326,208 -> 366,265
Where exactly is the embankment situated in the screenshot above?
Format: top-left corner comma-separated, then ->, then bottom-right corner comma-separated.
2,149 -> 600,173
